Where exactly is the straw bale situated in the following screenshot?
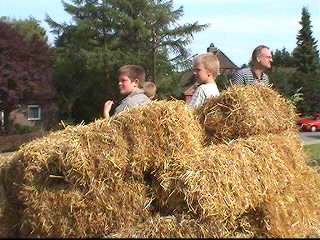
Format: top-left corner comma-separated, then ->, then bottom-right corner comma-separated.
0,151 -> 26,237
197,85 -> 298,144
108,100 -> 204,215
111,213 -> 258,238
19,181 -> 151,237
110,100 -> 204,179
14,120 -> 153,237
2,100 -> 204,237
146,130 -> 320,238
110,214 -> 209,238
1,96 -> 319,238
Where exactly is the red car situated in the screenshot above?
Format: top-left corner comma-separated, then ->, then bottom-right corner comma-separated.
297,113 -> 320,132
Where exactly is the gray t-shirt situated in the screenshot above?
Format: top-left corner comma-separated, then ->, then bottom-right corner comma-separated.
114,89 -> 151,115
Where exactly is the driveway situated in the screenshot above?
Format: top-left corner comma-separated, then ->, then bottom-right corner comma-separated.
299,131 -> 320,145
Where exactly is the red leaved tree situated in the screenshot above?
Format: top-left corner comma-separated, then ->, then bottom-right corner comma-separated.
0,22 -> 55,133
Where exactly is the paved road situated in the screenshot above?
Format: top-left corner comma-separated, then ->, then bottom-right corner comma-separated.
299,131 -> 320,145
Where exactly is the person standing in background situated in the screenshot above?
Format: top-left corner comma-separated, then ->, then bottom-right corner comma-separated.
231,45 -> 273,86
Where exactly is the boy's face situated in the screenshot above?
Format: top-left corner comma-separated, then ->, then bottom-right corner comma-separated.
193,63 -> 210,84
118,74 -> 138,96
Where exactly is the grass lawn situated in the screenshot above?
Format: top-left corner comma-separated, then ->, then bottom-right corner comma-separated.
304,143 -> 320,168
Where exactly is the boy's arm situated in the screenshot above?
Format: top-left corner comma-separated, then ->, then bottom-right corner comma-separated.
103,100 -> 114,119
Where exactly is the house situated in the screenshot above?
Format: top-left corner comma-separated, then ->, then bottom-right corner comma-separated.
2,83 -> 58,135
184,43 -> 239,103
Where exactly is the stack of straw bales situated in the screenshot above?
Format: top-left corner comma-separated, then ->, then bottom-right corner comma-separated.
196,84 -> 298,144
0,85 -> 319,238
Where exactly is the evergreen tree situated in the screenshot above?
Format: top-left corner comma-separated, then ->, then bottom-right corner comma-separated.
272,47 -> 295,67
292,6 -> 319,73
46,0 -> 208,123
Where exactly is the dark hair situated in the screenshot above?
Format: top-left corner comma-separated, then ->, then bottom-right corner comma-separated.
118,65 -> 146,88
251,45 -> 270,62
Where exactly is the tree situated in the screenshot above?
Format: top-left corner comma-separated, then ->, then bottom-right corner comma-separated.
0,22 -> 54,132
292,7 -> 320,73
0,16 -> 48,43
289,7 -> 320,116
46,0 -> 208,123
272,47 -> 295,67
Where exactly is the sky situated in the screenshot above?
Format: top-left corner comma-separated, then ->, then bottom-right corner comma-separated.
0,0 -> 319,67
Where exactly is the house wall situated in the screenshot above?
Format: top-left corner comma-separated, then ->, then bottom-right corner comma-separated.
9,107 -> 34,127
8,100 -> 58,132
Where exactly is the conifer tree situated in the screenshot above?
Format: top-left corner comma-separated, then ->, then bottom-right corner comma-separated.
46,0 -> 208,122
272,47 -> 294,67
292,7 -> 319,73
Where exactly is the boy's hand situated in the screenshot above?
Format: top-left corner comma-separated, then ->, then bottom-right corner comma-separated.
103,100 -> 114,119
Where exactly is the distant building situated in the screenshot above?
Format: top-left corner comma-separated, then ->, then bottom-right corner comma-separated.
184,43 -> 239,103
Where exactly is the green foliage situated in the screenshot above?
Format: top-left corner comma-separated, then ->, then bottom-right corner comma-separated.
47,0 -> 208,123
216,73 -> 232,91
295,71 -> 320,115
292,7 -> 320,73
304,144 -> 320,166
288,88 -> 304,106
0,16 -> 48,43
156,71 -> 185,100
269,7 -> 320,117
272,47 -> 295,67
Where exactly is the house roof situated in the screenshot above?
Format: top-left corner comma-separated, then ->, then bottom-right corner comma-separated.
215,49 -> 239,71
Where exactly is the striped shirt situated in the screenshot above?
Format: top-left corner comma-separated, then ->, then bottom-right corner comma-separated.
189,82 -> 220,108
231,67 -> 269,86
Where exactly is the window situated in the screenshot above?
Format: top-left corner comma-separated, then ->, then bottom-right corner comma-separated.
28,105 -> 41,120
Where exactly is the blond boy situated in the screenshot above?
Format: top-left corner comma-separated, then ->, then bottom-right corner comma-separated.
188,52 -> 220,108
143,81 -> 157,100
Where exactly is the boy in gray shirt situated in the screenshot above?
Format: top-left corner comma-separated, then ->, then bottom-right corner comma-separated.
103,65 -> 151,118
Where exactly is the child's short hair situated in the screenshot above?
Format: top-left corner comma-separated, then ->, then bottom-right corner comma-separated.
193,52 -> 220,79
143,81 -> 157,99
118,65 -> 146,88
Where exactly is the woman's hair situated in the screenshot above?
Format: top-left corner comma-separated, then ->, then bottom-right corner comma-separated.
193,52 -> 220,78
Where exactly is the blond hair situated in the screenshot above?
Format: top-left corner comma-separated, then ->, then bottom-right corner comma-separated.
143,81 -> 157,99
193,52 -> 220,79
118,65 -> 146,88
